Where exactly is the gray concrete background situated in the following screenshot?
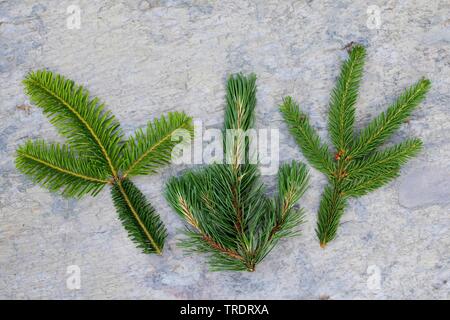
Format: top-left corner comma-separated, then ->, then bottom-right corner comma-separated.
0,0 -> 449,299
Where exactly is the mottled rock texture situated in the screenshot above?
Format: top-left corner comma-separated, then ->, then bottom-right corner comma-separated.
0,0 -> 449,299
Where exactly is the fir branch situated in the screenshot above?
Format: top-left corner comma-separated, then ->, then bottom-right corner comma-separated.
165,74 -> 309,271
280,45 -> 430,247
23,70 -> 123,175
280,97 -> 335,177
120,112 -> 193,178
16,140 -> 109,198
17,70 -> 191,255
111,179 -> 167,254
328,44 -> 366,152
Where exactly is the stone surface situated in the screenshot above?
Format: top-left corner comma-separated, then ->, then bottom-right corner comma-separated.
399,166 -> 450,209
0,0 -> 449,299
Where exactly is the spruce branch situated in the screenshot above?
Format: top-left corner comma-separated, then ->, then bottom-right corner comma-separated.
280,97 -> 335,177
349,78 -> 430,158
328,44 -> 366,152
280,45 -> 430,247
17,70 -> 193,254
165,74 -> 309,271
342,139 -> 422,198
345,138 -> 423,184
316,185 -> 347,247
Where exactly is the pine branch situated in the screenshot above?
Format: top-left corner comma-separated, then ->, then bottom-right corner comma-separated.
165,74 -> 309,271
225,73 -> 257,131
165,170 -> 249,271
280,97 -> 335,177
23,70 -> 124,176
328,44 -> 365,152
166,163 -> 266,271
267,161 -> 308,243
349,78 -> 430,158
224,74 -> 257,170
16,140 -> 109,198
180,231 -> 249,272
120,112 -> 193,178
280,44 -> 430,247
